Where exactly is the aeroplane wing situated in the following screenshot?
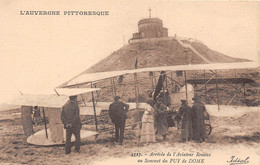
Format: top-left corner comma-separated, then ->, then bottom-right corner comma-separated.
186,78 -> 255,84
61,61 -> 259,88
55,88 -> 100,96
133,61 -> 259,73
6,88 -> 100,108
7,94 -> 69,108
64,70 -> 131,87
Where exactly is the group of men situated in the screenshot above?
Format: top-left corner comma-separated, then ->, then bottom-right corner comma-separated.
60,95 -> 129,154
60,94 -> 208,155
153,96 -> 208,143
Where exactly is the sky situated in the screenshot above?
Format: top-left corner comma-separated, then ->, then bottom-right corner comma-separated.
0,0 -> 259,104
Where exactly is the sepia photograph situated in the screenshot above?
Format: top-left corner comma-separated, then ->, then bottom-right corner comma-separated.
0,0 -> 259,164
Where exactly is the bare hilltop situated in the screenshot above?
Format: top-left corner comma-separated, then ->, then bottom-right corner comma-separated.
86,36 -> 249,73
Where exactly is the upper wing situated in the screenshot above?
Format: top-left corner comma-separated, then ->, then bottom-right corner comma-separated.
55,88 -> 100,96
61,62 -> 259,88
133,61 -> 259,73
65,70 -> 130,87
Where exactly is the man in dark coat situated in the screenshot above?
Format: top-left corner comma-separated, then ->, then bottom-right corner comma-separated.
61,95 -> 82,154
177,99 -> 193,142
164,90 -> 171,107
191,96 -> 206,143
153,97 -> 168,141
109,96 -> 129,145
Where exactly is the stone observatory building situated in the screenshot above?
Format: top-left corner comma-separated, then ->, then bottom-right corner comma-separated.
132,17 -> 168,39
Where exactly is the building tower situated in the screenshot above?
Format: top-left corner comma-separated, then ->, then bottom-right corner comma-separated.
131,10 -> 168,40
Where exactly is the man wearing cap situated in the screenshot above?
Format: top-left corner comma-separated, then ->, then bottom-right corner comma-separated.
177,99 -> 193,142
61,95 -> 82,154
191,96 -> 206,143
153,97 -> 168,141
109,96 -> 129,145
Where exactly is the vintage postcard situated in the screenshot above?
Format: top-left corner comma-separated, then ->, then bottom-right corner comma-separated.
0,0 -> 259,165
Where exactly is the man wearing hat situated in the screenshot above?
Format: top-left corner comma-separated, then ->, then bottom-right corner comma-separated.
61,95 -> 82,154
153,96 -> 168,141
109,96 -> 129,145
177,99 -> 193,142
191,96 -> 206,143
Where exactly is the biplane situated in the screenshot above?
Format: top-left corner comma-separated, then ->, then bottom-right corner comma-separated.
60,61 -> 259,106
59,61 -> 259,133
7,61 -> 259,145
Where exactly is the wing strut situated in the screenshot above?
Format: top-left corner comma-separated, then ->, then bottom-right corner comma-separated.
184,71 -> 188,101
134,73 -> 139,108
18,90 -> 23,95
91,83 -> 99,134
204,70 -> 208,102
134,57 -> 139,108
54,89 -> 59,96
215,70 -> 220,111
42,107 -> 48,139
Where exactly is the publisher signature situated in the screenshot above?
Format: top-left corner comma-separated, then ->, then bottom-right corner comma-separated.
227,156 -> 249,165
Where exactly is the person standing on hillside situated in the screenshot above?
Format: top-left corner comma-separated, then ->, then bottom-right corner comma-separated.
61,95 -> 82,154
153,96 -> 169,141
191,96 -> 206,143
177,99 -> 193,142
109,96 -> 129,145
